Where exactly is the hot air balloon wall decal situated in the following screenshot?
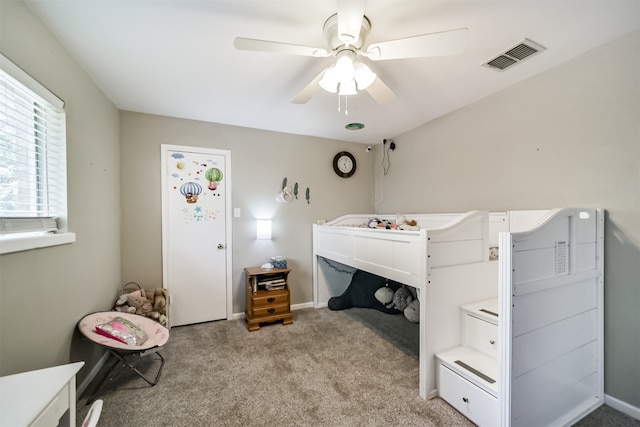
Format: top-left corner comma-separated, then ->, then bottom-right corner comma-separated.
180,181 -> 202,204
205,167 -> 223,191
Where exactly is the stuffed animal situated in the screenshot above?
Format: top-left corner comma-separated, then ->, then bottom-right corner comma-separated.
404,299 -> 420,323
114,290 -> 146,314
367,218 -> 397,230
328,270 -> 402,314
386,286 -> 413,311
374,286 -> 395,305
327,269 -> 420,323
398,219 -> 419,231
114,287 -> 169,326
153,288 -> 168,313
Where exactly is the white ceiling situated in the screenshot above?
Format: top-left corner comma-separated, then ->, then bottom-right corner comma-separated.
24,0 -> 640,144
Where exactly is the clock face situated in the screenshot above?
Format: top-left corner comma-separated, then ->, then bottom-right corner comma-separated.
333,151 -> 356,178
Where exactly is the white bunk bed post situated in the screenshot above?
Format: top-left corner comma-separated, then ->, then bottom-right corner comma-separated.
498,231 -> 514,427
312,224 -> 319,307
498,208 -> 604,427
419,228 -> 429,399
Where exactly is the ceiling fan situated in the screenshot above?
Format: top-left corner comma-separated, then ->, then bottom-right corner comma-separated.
233,0 -> 468,105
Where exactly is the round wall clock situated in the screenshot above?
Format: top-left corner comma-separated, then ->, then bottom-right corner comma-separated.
333,151 -> 356,178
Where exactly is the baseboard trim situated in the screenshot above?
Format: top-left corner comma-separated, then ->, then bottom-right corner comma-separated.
231,301 -> 314,320
76,350 -> 110,397
292,301 -> 314,310
605,393 -> 640,420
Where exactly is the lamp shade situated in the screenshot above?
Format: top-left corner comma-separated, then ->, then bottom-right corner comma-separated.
319,67 -> 339,93
338,79 -> 357,96
354,62 -> 376,90
256,219 -> 272,240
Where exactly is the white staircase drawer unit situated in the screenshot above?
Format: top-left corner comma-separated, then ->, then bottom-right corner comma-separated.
464,314 -> 498,358
439,364 -> 498,427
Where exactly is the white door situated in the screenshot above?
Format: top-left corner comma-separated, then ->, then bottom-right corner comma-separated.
161,145 -> 232,326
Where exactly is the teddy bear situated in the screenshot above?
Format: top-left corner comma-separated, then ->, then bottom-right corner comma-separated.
385,285 -> 413,312
404,299 -> 420,323
114,289 -> 152,315
152,288 -> 168,314
380,285 -> 419,323
114,287 -> 169,324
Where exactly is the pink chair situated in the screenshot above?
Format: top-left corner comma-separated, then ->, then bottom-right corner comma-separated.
78,312 -> 170,403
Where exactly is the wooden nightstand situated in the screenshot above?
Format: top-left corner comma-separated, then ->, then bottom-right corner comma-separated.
244,267 -> 293,331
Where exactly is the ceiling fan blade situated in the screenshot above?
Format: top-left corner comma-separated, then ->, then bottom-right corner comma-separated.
337,0 -> 366,46
365,28 -> 468,61
292,69 -> 327,104
366,76 -> 396,104
234,37 -> 329,57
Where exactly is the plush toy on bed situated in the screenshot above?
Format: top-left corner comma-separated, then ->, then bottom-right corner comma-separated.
328,270 -> 402,314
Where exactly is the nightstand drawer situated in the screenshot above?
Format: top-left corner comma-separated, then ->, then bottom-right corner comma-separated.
252,289 -> 289,307
252,302 -> 289,317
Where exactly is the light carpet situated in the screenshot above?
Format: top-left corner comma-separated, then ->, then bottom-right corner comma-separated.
77,307 -> 638,427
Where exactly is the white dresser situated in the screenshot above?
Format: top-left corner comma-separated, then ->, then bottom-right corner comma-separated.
436,299 -> 499,427
0,361 -> 84,427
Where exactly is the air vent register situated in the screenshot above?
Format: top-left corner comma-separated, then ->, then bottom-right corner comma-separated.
483,38 -> 545,71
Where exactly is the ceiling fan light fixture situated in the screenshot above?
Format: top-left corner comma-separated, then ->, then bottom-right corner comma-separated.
354,62 -> 376,90
334,54 -> 355,78
319,67 -> 339,93
338,80 -> 357,96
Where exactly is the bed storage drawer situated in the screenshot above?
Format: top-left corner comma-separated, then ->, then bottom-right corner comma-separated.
439,364 -> 498,427
464,314 -> 498,358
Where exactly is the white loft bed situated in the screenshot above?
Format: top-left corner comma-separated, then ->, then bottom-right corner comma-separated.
313,210 -> 501,399
312,208 -> 604,426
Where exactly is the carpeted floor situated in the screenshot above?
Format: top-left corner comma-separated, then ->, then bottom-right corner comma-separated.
77,307 -> 639,427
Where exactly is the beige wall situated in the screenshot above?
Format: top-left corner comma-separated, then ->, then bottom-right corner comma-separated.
0,0 -> 121,383
120,112 -> 374,313
375,31 -> 640,408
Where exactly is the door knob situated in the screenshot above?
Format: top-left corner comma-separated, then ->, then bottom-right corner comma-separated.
217,243 -> 225,249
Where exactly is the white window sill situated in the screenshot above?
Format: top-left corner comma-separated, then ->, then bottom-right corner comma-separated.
0,232 -> 76,255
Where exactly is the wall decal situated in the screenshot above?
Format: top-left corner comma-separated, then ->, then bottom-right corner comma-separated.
169,151 -> 225,222
180,182 -> 202,204
205,167 -> 223,190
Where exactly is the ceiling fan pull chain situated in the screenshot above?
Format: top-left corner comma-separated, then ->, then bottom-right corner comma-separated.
345,95 -> 349,116
338,94 -> 341,113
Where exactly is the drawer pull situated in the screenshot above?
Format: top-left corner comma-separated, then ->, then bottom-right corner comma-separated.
267,297 -> 275,303
268,308 -> 275,314
490,340 -> 496,344
462,397 -> 469,403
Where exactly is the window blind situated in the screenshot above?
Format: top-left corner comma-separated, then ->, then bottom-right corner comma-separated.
0,53 -> 67,235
